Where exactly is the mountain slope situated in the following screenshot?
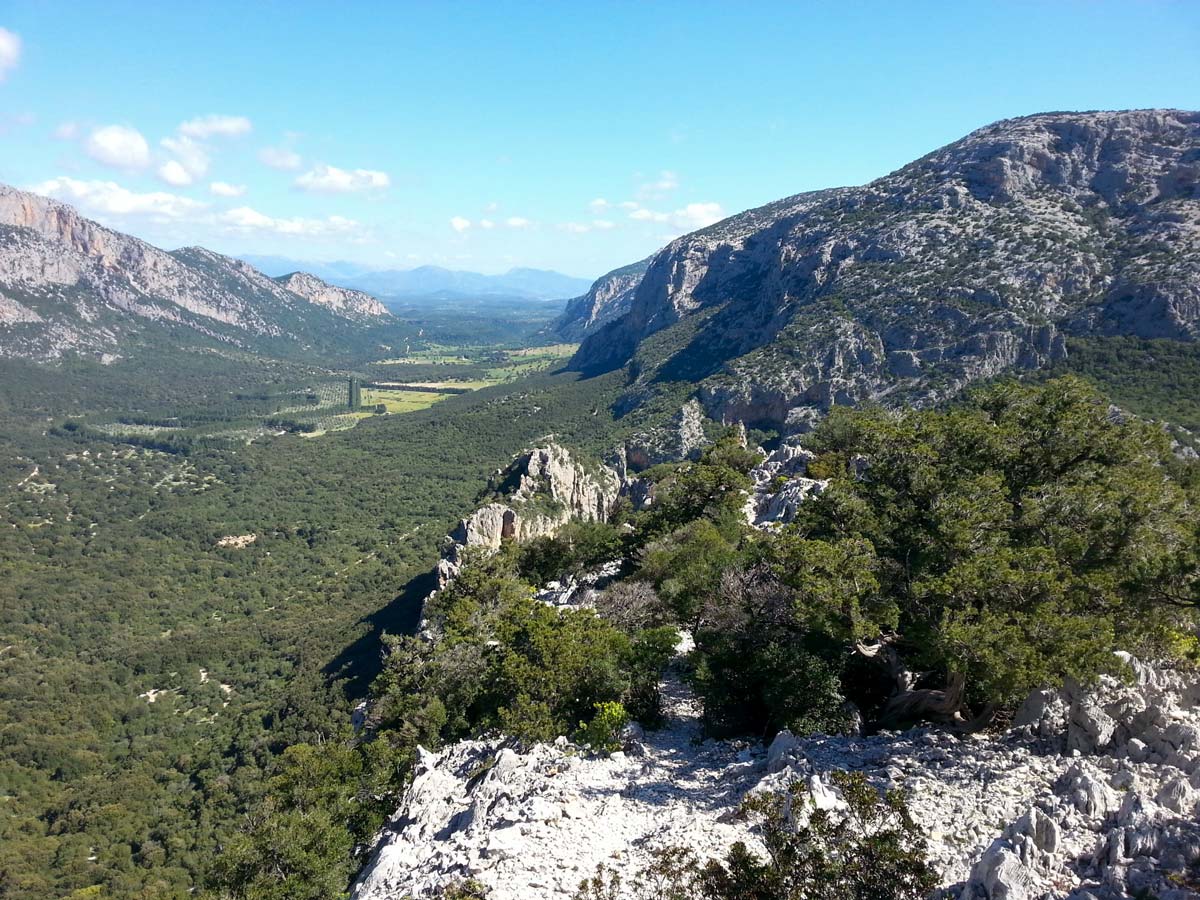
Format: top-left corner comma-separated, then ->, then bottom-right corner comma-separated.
0,184 -> 391,361
552,256 -> 651,340
574,109 -> 1200,431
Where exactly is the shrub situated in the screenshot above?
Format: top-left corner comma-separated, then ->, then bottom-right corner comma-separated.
689,565 -> 850,738
699,770 -> 937,900
575,700 -> 630,753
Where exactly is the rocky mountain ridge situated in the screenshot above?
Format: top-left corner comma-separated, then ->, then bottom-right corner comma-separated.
352,641 -> 1200,900
553,257 -> 651,340
272,270 -> 390,321
0,183 -> 391,360
573,109 -> 1200,434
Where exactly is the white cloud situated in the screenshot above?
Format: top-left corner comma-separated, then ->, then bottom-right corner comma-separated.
0,28 -> 20,82
30,176 -> 205,220
209,181 -> 246,197
627,201 -> 724,230
561,222 -> 591,234
220,205 -> 358,236
479,218 -> 495,230
160,135 -> 209,179
52,121 -> 79,141
588,197 -> 610,212
450,216 -> 471,233
592,219 -> 616,230
618,201 -> 639,210
673,201 -> 724,229
259,146 -> 303,170
629,207 -> 667,223
178,114 -> 252,139
157,159 -> 194,186
84,125 -> 151,170
295,164 -> 390,193
505,216 -> 532,229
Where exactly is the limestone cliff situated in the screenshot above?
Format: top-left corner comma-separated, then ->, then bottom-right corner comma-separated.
574,110 -> 1200,432
552,257 -> 650,340
438,444 -> 620,580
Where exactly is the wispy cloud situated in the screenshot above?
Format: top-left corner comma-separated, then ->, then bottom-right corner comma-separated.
0,28 -> 20,82
178,114 -> 252,139
209,181 -> 246,197
450,215 -> 471,233
52,121 -> 80,141
259,146 -> 303,171
220,205 -> 359,236
157,160 -> 193,187
295,164 -> 390,193
505,216 -> 532,229
158,134 -> 209,184
637,169 -> 680,200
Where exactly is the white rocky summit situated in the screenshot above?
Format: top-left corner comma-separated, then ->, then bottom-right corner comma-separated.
353,651 -> 1200,900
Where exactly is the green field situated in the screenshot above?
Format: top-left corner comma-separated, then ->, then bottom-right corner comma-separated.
360,387 -> 451,414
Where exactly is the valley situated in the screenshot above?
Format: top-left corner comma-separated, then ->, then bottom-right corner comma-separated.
2,95 -> 1200,900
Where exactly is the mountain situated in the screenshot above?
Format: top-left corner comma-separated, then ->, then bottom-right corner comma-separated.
236,255 -> 378,282
552,256 -> 651,340
0,185 -> 391,361
574,109 -> 1200,432
272,271 -> 389,320
338,265 -> 593,301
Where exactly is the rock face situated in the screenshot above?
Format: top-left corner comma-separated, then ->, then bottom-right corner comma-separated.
273,271 -> 390,321
353,653 -> 1200,900
573,110 -> 1200,432
553,257 -> 650,340
439,444 -> 620,579
0,183 -> 390,359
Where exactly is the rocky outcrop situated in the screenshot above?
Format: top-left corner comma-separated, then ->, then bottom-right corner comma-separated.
274,271 -> 389,321
573,110 -> 1200,432
744,438 -> 826,528
0,183 -> 389,359
353,653 -> 1200,900
439,444 -> 620,579
553,257 -> 650,340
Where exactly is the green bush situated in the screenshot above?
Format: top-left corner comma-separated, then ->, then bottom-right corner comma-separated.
575,773 -> 936,900
699,771 -> 937,900
575,701 -> 630,753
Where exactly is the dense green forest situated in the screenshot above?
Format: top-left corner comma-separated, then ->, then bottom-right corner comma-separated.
0,340 -> 638,898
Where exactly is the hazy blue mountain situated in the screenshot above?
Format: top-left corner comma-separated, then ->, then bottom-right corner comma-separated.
341,265 -> 593,301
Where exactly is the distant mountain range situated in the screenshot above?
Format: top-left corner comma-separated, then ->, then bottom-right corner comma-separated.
239,256 -> 594,302
564,108 -> 1200,433
0,185 -> 392,362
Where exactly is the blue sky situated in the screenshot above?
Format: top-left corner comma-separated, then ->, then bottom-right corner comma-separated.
0,1 -> 1197,278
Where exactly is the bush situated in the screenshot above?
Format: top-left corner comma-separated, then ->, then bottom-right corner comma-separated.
575,701 -> 630,753
794,376 -> 1200,712
689,565 -> 851,738
575,773 -> 936,900
699,770 -> 937,900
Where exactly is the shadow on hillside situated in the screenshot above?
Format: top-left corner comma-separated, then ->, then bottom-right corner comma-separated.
322,568 -> 436,699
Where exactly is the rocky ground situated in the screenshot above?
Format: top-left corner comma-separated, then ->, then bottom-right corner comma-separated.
352,644 -> 1200,900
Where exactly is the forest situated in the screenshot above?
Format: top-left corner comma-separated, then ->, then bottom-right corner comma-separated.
0,341 -> 637,899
